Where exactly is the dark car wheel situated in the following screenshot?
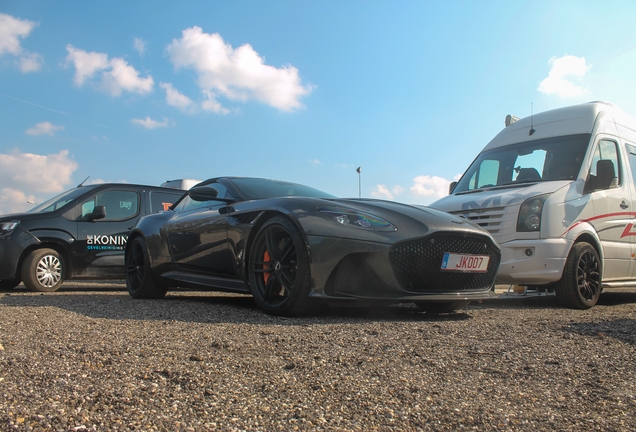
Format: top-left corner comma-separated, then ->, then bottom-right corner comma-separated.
21,248 -> 64,292
555,242 -> 601,309
0,279 -> 21,290
126,237 -> 167,299
414,300 -> 471,313
249,216 -> 314,316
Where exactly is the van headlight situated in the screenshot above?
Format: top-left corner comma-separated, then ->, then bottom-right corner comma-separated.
517,195 -> 549,232
0,221 -> 19,233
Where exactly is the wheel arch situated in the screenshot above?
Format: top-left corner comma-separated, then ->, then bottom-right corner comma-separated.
18,240 -> 73,280
244,210 -> 309,279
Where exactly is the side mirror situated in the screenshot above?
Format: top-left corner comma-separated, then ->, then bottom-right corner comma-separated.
188,185 -> 219,202
449,181 -> 457,194
86,205 -> 106,221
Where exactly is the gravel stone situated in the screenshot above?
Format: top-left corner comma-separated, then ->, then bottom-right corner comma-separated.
1,283 -> 635,431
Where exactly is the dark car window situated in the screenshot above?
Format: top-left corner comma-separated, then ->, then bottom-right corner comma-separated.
149,191 -> 184,213
80,190 -> 140,221
230,178 -> 336,200
173,183 -> 231,213
29,186 -> 97,213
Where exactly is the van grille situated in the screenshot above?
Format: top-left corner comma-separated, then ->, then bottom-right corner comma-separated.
389,233 -> 500,293
448,206 -> 506,235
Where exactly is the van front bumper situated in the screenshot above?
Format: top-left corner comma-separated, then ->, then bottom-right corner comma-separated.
495,238 -> 573,285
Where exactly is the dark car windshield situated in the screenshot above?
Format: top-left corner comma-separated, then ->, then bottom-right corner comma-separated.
28,186 -> 95,213
229,178 -> 337,200
453,134 -> 591,194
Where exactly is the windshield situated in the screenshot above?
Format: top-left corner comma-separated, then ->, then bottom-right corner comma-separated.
28,186 -> 94,213
453,134 -> 591,194
229,178 -> 337,200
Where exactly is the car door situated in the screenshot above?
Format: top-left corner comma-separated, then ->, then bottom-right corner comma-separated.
166,183 -> 235,276
75,188 -> 142,277
586,137 -> 635,280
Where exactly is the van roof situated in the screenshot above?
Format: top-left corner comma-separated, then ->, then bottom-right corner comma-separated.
484,102 -> 636,151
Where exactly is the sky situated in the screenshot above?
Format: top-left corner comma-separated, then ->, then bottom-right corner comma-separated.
2,0 -> 636,214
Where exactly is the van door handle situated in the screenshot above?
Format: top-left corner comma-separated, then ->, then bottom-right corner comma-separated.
620,200 -> 629,209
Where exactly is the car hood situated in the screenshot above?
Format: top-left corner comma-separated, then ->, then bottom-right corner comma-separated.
283,197 -> 496,245
0,211 -> 60,223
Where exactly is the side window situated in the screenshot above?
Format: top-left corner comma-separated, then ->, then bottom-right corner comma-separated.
467,159 -> 499,190
173,183 -> 232,213
149,191 -> 184,213
80,190 -> 140,221
587,139 -> 620,190
627,144 -> 636,187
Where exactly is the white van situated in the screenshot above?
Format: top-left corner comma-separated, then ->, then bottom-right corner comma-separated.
430,101 -> 636,309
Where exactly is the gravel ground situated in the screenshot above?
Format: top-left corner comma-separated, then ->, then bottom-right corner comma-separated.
0,282 -> 635,431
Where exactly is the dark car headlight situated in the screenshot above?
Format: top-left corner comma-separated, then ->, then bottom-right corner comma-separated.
319,207 -> 397,231
0,221 -> 19,233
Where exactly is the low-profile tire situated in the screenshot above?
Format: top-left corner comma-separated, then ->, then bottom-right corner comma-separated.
0,279 -> 21,291
21,249 -> 64,292
555,242 -> 601,309
126,236 -> 167,299
248,216 -> 314,316
414,300 -> 471,313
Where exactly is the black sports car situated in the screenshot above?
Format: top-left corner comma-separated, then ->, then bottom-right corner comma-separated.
125,177 -> 501,315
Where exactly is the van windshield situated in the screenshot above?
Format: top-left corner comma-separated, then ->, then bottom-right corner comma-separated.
453,134 -> 591,194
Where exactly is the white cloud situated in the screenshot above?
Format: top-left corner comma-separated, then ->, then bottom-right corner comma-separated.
371,184 -> 405,201
19,51 -> 43,72
0,13 -> 36,56
0,150 -> 78,214
26,121 -> 65,136
538,55 -> 591,98
160,82 -> 194,111
0,13 -> 43,74
309,159 -> 321,165
65,45 -> 154,96
133,37 -> 146,57
101,57 -> 154,96
371,184 -> 394,200
166,27 -> 312,112
410,175 -> 452,199
0,188 -> 38,215
130,116 -> 173,129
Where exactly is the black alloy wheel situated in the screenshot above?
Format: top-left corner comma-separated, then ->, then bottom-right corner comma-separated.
555,242 -> 602,309
126,236 -> 167,299
249,216 -> 313,316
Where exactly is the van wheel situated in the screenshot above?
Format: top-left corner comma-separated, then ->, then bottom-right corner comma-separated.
126,237 -> 167,299
414,300 -> 471,313
0,279 -> 21,290
22,249 -> 64,292
555,242 -> 601,309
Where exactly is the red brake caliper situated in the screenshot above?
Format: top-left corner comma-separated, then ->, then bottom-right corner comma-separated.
263,251 -> 272,284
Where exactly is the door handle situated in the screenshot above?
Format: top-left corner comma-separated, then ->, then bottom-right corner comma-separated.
620,200 -> 629,209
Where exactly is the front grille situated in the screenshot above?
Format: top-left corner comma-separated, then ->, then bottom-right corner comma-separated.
449,206 -> 506,235
389,233 -> 500,292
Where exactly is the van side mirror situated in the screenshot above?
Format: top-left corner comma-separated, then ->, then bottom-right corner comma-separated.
586,160 -> 617,192
449,181 -> 457,194
85,205 -> 106,221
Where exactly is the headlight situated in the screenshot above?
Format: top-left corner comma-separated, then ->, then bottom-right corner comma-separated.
0,221 -> 19,233
517,194 -> 549,232
319,207 -> 397,231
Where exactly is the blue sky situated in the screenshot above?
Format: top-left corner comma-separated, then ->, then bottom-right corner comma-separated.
2,0 -> 636,214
